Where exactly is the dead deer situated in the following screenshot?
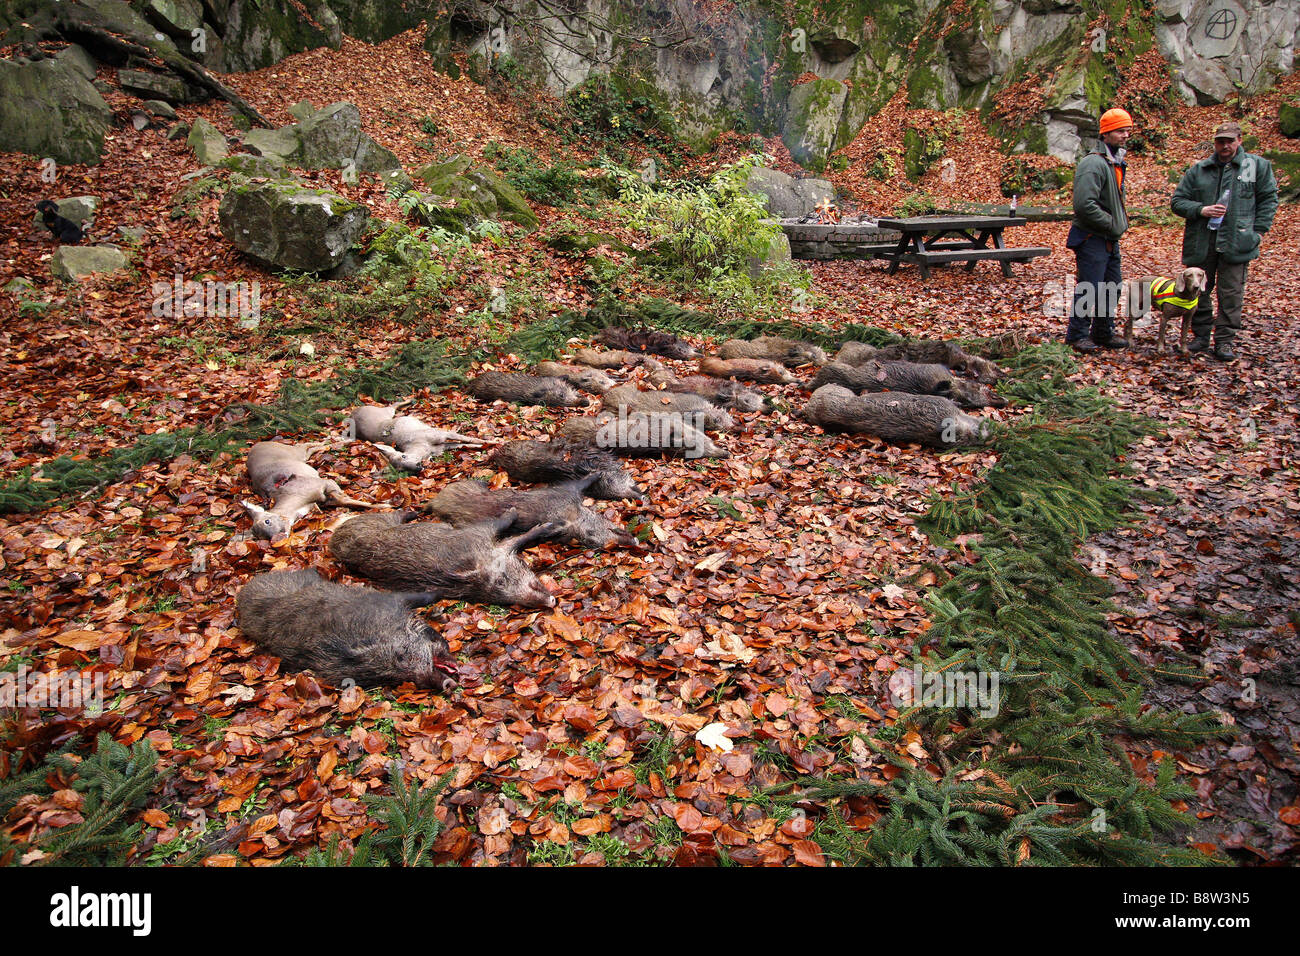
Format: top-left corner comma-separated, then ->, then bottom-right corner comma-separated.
242,441 -> 379,541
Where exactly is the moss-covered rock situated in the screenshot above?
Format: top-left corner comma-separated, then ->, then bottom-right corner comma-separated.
218,181 -> 367,271
0,57 -> 112,165
220,153 -> 290,178
187,116 -> 228,164
782,78 -> 848,172
1280,102 -> 1300,139
50,245 -> 128,280
1263,151 -> 1300,202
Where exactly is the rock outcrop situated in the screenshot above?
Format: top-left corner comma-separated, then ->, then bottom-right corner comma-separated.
0,55 -> 113,165
218,181 -> 368,271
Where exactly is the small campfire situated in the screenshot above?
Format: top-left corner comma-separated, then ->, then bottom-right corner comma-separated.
814,198 -> 840,224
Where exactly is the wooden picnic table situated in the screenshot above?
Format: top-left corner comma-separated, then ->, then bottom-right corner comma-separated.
874,214 -> 1051,280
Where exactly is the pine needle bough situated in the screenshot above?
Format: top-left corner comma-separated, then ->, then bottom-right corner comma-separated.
787,342 -> 1227,866
0,732 -> 165,866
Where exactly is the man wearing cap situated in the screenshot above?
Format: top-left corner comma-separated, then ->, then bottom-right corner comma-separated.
1064,107 -> 1133,353
1170,122 -> 1278,362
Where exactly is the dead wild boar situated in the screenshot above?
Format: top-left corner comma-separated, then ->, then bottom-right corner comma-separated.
718,335 -> 827,367
804,385 -> 987,448
559,410 -> 727,459
872,340 -> 1005,383
833,341 -> 878,366
698,356 -> 797,385
596,326 -> 697,360
487,438 -> 647,502
243,440 -> 378,541
467,371 -> 589,408
645,366 -> 767,413
567,348 -> 651,369
328,511 -> 557,609
236,568 -> 459,691
423,477 -> 634,549
809,361 -> 1006,409
533,361 -> 615,394
601,384 -> 734,433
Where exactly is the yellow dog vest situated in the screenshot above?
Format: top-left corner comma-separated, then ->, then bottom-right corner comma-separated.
1151,277 -> 1199,312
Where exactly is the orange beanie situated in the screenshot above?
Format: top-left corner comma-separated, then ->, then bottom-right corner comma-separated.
1098,108 -> 1134,134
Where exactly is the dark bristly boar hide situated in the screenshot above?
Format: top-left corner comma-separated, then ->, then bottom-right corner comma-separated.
645,365 -> 767,413
601,384 -> 735,432
567,348 -> 656,369
467,371 -> 589,408
809,361 -> 1006,409
698,356 -> 797,385
328,511 -> 558,609
596,326 -> 697,360
487,438 -> 648,502
423,477 -> 634,549
834,340 -> 1005,383
718,335 -> 827,367
559,411 -> 727,459
533,361 -> 615,394
804,385 -> 987,448
237,569 -> 459,691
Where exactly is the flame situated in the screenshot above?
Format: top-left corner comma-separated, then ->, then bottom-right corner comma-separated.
815,199 -> 840,224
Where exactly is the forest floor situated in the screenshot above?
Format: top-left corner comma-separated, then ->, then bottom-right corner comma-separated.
0,31 -> 1296,865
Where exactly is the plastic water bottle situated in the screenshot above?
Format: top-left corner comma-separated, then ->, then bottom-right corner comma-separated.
1208,188 -> 1230,230
1009,194 -> 1018,217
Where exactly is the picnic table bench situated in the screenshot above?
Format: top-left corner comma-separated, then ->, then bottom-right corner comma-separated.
874,215 -> 1051,280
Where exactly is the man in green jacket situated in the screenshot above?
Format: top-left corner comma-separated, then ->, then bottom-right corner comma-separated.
1065,108 -> 1132,353
1170,122 -> 1278,362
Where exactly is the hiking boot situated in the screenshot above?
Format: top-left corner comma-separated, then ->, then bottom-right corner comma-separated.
1186,336 -> 1211,354
1213,342 -> 1236,362
1095,336 -> 1129,349
1069,337 -> 1098,353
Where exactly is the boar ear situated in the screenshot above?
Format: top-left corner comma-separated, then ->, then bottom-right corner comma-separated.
561,473 -> 600,496
398,591 -> 442,608
502,522 -> 559,553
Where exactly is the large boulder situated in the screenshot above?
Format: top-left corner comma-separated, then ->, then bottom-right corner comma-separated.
218,181 -> 367,271
413,154 -> 539,231
240,101 -> 402,176
54,45 -> 97,83
32,196 -> 98,231
743,167 -> 833,219
782,79 -> 848,172
1278,101 -> 1300,138
220,0 -> 342,71
0,57 -> 112,165
187,117 -> 228,164
50,245 -> 128,280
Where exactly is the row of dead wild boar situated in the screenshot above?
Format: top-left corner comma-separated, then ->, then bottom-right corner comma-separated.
236,328 -> 1008,692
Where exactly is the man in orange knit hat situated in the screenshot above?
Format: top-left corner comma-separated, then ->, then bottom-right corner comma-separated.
1064,107 -> 1132,352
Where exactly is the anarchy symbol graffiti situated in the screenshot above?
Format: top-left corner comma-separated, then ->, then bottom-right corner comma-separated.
1205,8 -> 1238,40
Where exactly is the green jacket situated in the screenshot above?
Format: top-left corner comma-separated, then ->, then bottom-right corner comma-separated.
1170,148 -> 1278,265
1071,143 -> 1129,241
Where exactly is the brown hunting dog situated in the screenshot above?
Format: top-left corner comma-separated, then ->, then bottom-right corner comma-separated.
1123,267 -> 1208,353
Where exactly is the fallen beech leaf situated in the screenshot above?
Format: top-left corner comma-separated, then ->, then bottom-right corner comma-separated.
695,722 -> 733,752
